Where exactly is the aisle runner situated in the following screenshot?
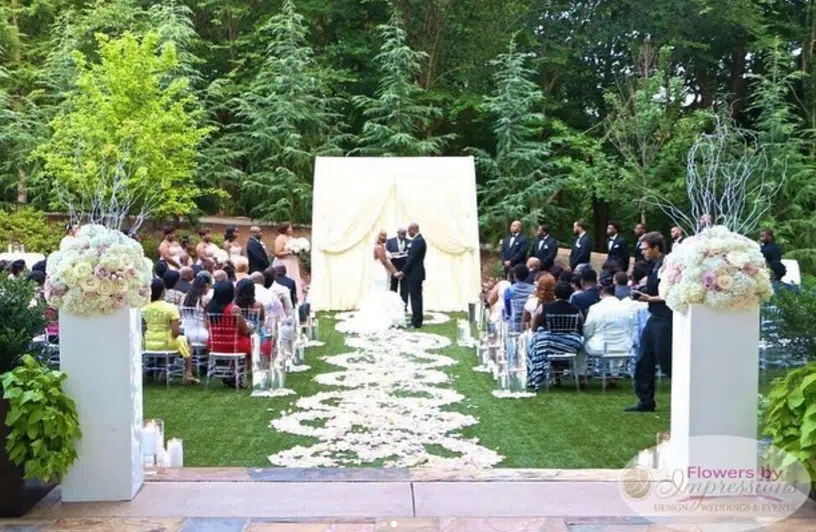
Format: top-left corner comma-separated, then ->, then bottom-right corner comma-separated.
267,313 -> 504,468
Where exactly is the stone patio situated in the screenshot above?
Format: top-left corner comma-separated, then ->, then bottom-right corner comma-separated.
1,468 -> 814,531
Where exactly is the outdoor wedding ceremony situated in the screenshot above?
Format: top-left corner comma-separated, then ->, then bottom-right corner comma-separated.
1,0 -> 816,531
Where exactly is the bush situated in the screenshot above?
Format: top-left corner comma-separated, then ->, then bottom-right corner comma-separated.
769,284 -> 816,362
0,207 -> 62,254
762,363 -> 816,493
0,276 -> 47,375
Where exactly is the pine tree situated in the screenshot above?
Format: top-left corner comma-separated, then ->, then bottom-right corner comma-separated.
236,0 -> 348,222
468,37 -> 569,236
352,8 -> 453,156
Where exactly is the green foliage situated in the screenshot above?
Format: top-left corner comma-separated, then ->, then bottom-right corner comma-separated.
762,363 -> 816,487
351,8 -> 454,156
768,286 -> 816,362
236,0 -> 349,222
34,32 -> 210,218
1,355 -> 81,482
0,207 -> 62,253
0,275 -> 47,375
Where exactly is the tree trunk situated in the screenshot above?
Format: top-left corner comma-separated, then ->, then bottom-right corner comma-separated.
730,42 -> 748,118
16,169 -> 27,204
592,198 -> 610,253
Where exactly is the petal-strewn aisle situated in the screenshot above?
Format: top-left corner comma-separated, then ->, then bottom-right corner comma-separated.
267,313 -> 504,468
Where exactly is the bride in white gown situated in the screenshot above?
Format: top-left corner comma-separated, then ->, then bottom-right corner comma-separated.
336,231 -> 407,335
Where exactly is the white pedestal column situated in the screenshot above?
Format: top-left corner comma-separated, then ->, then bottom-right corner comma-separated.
669,304 -> 759,474
59,309 -> 144,502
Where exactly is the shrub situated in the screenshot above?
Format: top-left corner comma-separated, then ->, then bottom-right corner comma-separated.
768,284 -> 816,362
0,208 -> 62,254
0,276 -> 47,375
2,355 -> 81,481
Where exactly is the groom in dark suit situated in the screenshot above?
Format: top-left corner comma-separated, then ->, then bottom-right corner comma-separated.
386,228 -> 410,308
395,223 -> 426,329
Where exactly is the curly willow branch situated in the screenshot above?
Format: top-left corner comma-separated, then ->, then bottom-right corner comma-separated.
644,115 -> 785,236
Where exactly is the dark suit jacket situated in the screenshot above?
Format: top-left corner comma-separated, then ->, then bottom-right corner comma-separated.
501,233 -> 529,268
532,235 -> 558,270
278,275 -> 297,306
761,242 -> 782,264
385,237 -> 409,270
634,236 -> 645,263
570,286 -> 600,317
401,234 -> 427,282
606,235 -> 630,271
569,233 -> 593,270
246,237 -> 270,274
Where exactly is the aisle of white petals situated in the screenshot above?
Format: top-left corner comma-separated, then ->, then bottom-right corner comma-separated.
266,312 -> 504,468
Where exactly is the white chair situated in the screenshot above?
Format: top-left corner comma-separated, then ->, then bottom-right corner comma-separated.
206,313 -> 248,390
180,306 -> 208,376
141,350 -> 184,389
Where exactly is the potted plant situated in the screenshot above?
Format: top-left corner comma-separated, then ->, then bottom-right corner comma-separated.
0,276 -> 80,517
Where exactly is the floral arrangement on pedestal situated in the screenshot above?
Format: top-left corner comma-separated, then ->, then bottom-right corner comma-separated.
659,225 -> 773,313
44,224 -> 152,315
288,237 -> 311,256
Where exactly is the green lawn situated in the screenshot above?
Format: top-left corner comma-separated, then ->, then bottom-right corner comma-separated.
144,313 -> 671,468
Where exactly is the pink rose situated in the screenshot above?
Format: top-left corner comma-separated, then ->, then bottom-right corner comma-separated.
702,271 -> 717,290
95,266 -> 109,278
743,263 -> 758,276
113,293 -> 126,308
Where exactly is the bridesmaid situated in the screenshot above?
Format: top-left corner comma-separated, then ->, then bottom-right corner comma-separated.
272,222 -> 304,302
223,225 -> 243,260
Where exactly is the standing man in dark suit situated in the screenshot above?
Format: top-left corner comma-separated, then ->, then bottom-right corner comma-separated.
501,220 -> 529,275
633,223 -> 647,263
386,228 -> 410,309
394,223 -> 426,329
532,224 -> 558,271
569,220 -> 593,270
274,264 -> 298,306
606,221 -> 629,272
759,229 -> 782,265
246,226 -> 270,274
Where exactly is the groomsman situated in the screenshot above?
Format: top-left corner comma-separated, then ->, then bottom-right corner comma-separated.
386,228 -> 410,307
759,229 -> 782,265
606,221 -> 629,272
633,223 -> 647,263
501,220 -> 529,274
569,220 -> 593,270
532,224 -> 558,271
670,226 -> 686,251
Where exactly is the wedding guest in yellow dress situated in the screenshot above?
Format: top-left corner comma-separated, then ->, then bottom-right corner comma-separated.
143,278 -> 199,385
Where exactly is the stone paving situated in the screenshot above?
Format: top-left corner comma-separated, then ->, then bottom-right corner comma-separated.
1,468 -> 814,531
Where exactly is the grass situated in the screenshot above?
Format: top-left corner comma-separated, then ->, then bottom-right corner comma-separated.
144,313 -> 672,469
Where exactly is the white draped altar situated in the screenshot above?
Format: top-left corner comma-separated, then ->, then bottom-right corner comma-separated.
309,157 -> 481,312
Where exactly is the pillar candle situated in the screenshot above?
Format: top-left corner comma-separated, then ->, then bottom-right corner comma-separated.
167,439 -> 184,468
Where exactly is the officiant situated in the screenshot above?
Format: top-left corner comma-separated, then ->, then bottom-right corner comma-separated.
386,228 -> 410,308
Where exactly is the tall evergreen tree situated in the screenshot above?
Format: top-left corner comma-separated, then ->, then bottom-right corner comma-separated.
468,37 -> 583,237
236,0 -> 348,222
352,7 -> 453,156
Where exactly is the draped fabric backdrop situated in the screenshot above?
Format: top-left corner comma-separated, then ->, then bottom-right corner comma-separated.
310,157 -> 481,311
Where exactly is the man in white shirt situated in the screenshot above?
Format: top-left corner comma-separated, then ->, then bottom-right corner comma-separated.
582,285 -> 635,387
251,272 -> 284,329
263,266 -> 294,318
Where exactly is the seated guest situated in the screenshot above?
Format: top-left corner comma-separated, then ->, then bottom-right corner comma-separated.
487,271 -> 513,329
233,256 -> 251,282
630,261 -> 651,290
8,259 -> 26,279
177,266 -> 194,294
235,279 -> 273,357
162,270 -> 185,306
760,229 -> 782,265
142,278 -> 199,384
505,264 -> 535,333
522,273 -> 556,329
213,269 -> 228,283
614,271 -> 631,300
223,262 -> 237,283
251,271 -> 285,327
527,281 -> 585,390
599,259 -> 621,289
154,260 -> 168,279
181,273 -> 212,346
264,266 -> 294,317
571,269 -> 600,316
583,285 -> 635,387
32,259 -> 46,273
206,281 -> 252,357
274,264 -> 298,306
525,257 -> 541,283
568,271 -> 583,296
27,270 -> 46,305
549,264 -> 564,281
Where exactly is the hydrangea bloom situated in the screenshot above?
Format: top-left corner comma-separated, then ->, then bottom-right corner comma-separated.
659,225 -> 773,313
45,224 -> 152,316
288,237 -> 311,255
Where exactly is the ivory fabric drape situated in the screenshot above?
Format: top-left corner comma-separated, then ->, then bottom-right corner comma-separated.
310,157 -> 481,311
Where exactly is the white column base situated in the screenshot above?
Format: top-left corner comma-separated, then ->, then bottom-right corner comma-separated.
669,304 -> 759,474
59,309 -> 144,502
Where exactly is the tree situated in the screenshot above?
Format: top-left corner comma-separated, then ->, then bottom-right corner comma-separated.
352,7 -> 453,156
34,32 -> 210,218
236,0 -> 349,222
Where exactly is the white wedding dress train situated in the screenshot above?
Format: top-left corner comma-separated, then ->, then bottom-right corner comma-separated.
336,257 -> 406,335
